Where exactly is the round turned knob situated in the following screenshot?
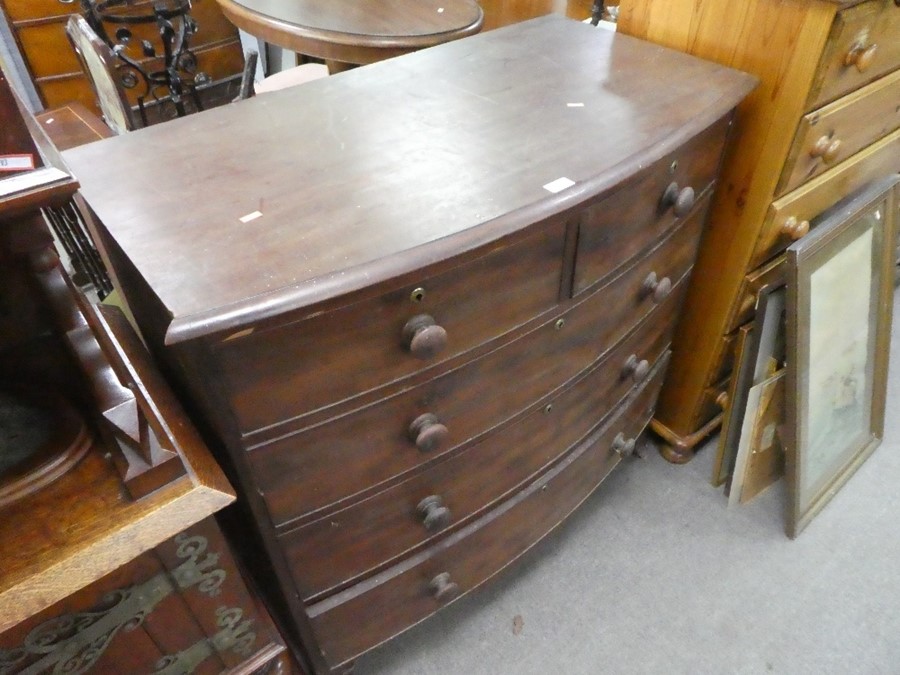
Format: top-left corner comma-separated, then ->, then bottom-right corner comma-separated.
408,413 -> 449,453
641,271 -> 673,303
402,314 -> 447,359
622,354 -> 650,382
780,216 -> 810,241
429,572 -> 459,602
661,182 -> 696,217
844,41 -> 878,72
611,432 -> 637,457
810,135 -> 842,164
716,391 -> 730,409
417,495 -> 451,531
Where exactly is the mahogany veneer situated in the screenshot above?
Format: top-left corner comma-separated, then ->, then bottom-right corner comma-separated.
65,17 -> 755,673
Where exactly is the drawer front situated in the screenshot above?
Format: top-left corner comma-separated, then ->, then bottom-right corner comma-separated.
120,40 -> 245,106
751,128 -> 900,269
572,115 -> 729,295
3,0 -> 77,22
217,221 -> 568,434
304,359 -> 667,670
807,0 -> 900,111
36,73 -> 96,111
279,311 -> 673,601
19,21 -> 242,94
18,21 -> 83,78
697,376 -> 730,428
249,206 -> 704,524
709,330 -> 738,389
778,69 -> 900,196
728,255 -> 785,333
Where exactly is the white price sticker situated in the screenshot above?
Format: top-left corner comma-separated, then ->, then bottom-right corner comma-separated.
0,155 -> 36,172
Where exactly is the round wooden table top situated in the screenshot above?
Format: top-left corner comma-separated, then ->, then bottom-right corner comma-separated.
216,0 -> 484,67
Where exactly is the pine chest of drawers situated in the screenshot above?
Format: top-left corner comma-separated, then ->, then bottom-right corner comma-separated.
65,16 -> 754,674
618,0 -> 900,461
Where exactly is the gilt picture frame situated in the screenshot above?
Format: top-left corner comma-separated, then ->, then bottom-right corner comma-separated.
785,175 -> 899,538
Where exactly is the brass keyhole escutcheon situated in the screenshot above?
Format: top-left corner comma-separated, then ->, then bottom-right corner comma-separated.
554,318 -> 565,330
669,160 -> 678,174
410,287 -> 426,303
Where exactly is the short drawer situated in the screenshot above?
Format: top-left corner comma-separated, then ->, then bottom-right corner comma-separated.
248,207 -> 703,524
807,0 -> 900,111
750,128 -> 900,269
572,115 -> 729,295
279,312 -> 673,601
214,219 -> 567,434
728,255 -> 786,334
696,376 -> 731,429
777,69 -> 900,197
304,359 -> 666,670
709,330 -> 738,388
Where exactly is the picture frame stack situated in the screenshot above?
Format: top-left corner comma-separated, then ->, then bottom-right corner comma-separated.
714,175 -> 899,538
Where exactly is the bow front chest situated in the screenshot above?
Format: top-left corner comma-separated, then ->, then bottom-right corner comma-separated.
65,16 -> 754,674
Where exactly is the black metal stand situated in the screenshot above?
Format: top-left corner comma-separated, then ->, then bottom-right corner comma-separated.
80,0 -> 209,125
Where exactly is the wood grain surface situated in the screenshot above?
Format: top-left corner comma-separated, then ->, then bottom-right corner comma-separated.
66,16 -> 755,344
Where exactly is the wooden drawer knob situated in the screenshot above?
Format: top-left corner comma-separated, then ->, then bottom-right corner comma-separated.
611,432 -> 637,457
402,314 -> 447,359
641,271 -> 672,303
408,413 -> 449,453
417,495 -> 451,531
661,182 -> 695,217
844,41 -> 878,72
429,572 -> 459,602
622,354 -> 650,382
781,216 -> 810,241
810,135 -> 842,164
716,391 -> 729,409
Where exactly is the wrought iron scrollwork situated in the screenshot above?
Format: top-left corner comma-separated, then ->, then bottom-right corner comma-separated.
79,0 -> 210,125
0,532 -> 245,675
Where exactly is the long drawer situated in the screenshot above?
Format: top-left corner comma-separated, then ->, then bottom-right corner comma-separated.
279,310 -> 673,601
248,204 -> 705,525
572,115 -> 729,295
215,218 -> 568,434
303,356 -> 668,670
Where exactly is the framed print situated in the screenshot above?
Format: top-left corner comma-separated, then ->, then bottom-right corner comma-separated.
714,281 -> 786,488
785,175 -> 899,538
727,369 -> 785,507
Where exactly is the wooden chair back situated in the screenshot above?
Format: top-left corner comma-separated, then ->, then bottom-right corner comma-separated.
65,15 -> 136,135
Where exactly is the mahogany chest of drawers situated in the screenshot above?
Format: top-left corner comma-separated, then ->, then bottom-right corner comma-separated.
65,16 -> 754,673
618,0 -> 900,461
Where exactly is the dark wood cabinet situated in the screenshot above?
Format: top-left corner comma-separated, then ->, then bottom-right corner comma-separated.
64,17 -> 755,673
0,73 -> 292,674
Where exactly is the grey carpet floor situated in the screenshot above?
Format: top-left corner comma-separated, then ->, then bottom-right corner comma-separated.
355,291 -> 900,675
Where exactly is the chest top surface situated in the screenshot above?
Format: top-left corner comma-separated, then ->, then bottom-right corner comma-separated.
63,15 -> 754,343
